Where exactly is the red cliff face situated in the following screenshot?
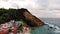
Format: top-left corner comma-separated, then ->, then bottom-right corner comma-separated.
23,11 -> 45,26
0,8 -> 45,27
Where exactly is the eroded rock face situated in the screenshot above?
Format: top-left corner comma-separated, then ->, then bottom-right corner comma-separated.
0,8 -> 45,27
23,10 -> 45,27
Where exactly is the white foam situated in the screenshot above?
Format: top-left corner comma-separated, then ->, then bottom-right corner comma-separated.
54,29 -> 60,33
45,23 -> 60,33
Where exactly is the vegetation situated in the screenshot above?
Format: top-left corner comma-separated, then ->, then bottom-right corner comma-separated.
0,8 -> 25,24
0,8 -> 39,27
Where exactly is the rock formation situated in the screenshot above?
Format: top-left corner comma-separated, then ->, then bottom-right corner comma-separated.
0,8 -> 45,27
20,8 -> 45,27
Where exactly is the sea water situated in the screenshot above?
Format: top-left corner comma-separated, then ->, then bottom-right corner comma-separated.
31,18 -> 60,34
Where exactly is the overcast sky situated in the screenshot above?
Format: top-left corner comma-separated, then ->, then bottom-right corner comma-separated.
0,0 -> 60,18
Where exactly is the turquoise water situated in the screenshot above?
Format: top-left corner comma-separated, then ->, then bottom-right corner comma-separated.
14,18 -> 60,34
31,25 -> 55,34
31,18 -> 60,34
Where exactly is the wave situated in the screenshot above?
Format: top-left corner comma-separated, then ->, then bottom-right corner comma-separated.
45,22 -> 60,33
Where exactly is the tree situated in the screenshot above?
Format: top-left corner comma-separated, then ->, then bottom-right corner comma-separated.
0,8 -> 45,27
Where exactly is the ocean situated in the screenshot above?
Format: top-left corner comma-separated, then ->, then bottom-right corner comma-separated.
31,18 -> 60,34
40,18 -> 60,27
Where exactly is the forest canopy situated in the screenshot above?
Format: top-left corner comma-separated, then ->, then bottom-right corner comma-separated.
0,8 -> 26,24
0,8 -> 44,27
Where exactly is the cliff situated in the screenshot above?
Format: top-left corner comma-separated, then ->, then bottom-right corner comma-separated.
20,8 -> 45,27
0,8 -> 45,27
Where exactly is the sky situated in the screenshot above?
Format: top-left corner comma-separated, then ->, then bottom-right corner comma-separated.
0,0 -> 60,18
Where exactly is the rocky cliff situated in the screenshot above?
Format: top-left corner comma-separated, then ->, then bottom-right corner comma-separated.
0,8 -> 45,27
20,8 -> 45,27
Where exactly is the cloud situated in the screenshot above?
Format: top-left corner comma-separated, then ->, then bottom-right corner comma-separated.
0,0 -> 60,18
